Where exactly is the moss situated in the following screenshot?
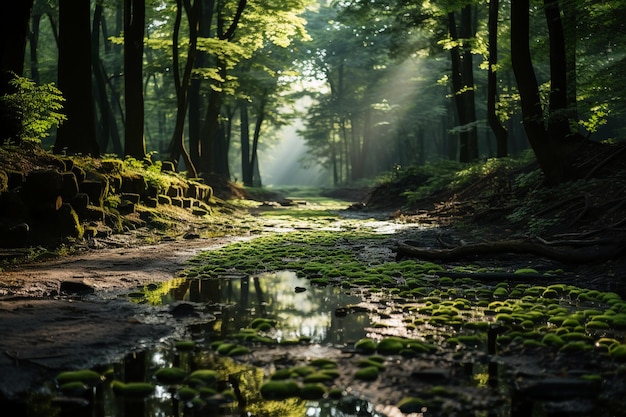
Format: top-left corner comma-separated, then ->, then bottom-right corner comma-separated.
303,372 -> 336,383
215,342 -> 236,355
177,386 -> 198,401
111,381 -> 155,398
310,358 -> 338,369
354,366 -> 379,381
174,340 -> 196,351
227,346 -> 251,356
328,387 -> 344,399
56,370 -> 102,387
154,367 -> 187,384
541,333 -> 565,347
59,382 -> 89,396
609,344 -> 626,361
300,383 -> 327,400
188,370 -> 218,385
560,341 -> 593,353
515,268 -> 539,275
396,397 -> 426,413
260,380 -> 300,400
376,337 -> 406,355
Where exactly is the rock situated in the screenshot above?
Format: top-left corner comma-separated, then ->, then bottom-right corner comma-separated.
411,368 -> 451,383
60,281 -> 95,295
61,172 -> 79,200
80,180 -> 105,207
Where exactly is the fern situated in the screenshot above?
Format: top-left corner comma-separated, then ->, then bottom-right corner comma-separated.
0,74 -> 66,143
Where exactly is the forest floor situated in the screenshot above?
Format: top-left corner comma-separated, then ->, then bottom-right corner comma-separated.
1,143 -> 626,413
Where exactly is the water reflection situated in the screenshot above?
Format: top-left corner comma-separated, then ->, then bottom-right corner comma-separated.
156,271 -> 371,345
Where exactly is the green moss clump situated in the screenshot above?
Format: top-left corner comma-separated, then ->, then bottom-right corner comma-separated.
177,386 -> 198,401
303,372 -> 336,383
396,397 -> 426,413
355,338 -> 378,353
328,387 -> 344,399
56,370 -> 103,387
188,370 -> 219,385
227,346 -> 251,356
354,366 -> 379,381
260,380 -> 300,400
515,268 -> 539,275
300,383 -> 327,400
154,367 -> 188,384
59,382 -> 89,396
174,340 -> 196,351
309,358 -> 338,369
376,337 -> 405,355
111,381 -> 155,398
541,333 -> 565,347
610,344 -> 626,361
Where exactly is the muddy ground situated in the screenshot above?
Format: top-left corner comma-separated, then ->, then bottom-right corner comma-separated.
0,232 -> 256,399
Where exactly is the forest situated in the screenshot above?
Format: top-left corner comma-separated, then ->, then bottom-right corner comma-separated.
3,2 -> 626,416
1,0 -> 624,189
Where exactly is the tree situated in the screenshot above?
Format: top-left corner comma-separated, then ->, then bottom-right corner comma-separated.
0,0 -> 35,144
167,0 -> 199,178
54,0 -> 99,156
124,0 -> 146,159
447,4 -> 479,162
511,0 -> 583,185
487,0 -> 508,157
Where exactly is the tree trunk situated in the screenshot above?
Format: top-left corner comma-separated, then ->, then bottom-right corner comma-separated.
448,9 -> 478,163
123,0 -> 146,159
511,0 -> 553,178
55,0 -> 99,156
250,103 -> 265,186
189,0 -> 215,172
543,0 -> 570,142
240,100 -> 252,186
0,0 -> 35,144
167,0 -> 199,178
487,0 -> 508,158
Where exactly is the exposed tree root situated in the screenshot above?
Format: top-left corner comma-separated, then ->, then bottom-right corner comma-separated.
395,237 -> 625,264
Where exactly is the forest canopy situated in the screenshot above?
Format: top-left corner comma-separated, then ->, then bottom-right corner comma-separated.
1,0 -> 625,187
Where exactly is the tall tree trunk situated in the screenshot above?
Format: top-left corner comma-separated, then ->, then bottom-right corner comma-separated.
250,103 -> 265,186
123,0 -> 146,159
511,0 -> 562,184
562,0 -> 578,130
55,0 -> 99,156
543,0 -> 570,142
487,0 -> 508,157
189,0 -> 215,172
168,0 -> 199,178
240,100 -> 252,186
0,0 -> 35,144
199,0 -> 247,176
448,8 -> 478,163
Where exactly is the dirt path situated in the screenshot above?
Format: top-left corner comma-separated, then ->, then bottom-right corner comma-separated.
0,235 -> 250,399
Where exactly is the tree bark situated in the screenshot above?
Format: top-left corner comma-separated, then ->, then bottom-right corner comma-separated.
168,0 -> 199,178
544,0 -> 570,142
55,0 -> 99,156
123,0 -> 146,159
448,8 -> 478,163
487,0 -> 508,157
511,0 -> 555,181
240,100 -> 252,185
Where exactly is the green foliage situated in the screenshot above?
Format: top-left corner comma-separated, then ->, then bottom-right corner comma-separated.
1,75 -> 66,143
